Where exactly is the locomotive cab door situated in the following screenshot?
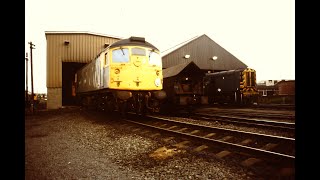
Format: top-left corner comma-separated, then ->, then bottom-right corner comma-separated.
103,52 -> 110,88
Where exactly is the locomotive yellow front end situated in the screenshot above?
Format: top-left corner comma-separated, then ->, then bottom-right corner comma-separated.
240,68 -> 259,103
108,46 -> 163,91
105,37 -> 166,114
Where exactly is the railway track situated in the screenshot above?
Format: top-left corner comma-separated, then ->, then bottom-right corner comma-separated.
253,104 -> 295,111
78,108 -> 295,178
214,104 -> 295,111
194,109 -> 295,121
123,113 -> 295,168
226,112 -> 294,120
186,113 -> 295,132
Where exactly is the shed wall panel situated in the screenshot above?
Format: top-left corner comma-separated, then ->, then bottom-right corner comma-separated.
46,33 -> 120,88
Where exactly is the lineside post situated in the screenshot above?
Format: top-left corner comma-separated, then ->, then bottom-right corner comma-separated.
28,42 -> 35,114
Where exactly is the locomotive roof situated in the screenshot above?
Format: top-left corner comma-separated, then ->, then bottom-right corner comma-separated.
109,36 -> 159,51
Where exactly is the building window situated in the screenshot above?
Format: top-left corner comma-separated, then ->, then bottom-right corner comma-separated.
263,90 -> 267,96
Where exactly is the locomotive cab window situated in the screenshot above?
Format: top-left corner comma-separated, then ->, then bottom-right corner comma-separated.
112,48 -> 129,63
148,50 -> 161,66
131,48 -> 146,56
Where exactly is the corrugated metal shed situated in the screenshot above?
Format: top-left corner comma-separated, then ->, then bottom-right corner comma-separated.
45,31 -> 121,87
162,34 -> 247,71
45,31 -> 122,109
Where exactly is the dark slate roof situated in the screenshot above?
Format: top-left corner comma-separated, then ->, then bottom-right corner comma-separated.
163,61 -> 201,78
161,35 -> 199,57
274,80 -> 295,86
109,36 -> 159,51
161,34 -> 247,71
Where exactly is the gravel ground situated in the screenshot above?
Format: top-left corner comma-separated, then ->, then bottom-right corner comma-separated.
25,108 -> 261,180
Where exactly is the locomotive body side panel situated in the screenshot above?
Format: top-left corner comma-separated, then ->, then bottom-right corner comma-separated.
213,70 -> 241,93
204,68 -> 258,104
76,53 -> 105,93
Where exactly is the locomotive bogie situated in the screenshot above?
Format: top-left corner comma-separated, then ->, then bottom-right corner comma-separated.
161,76 -> 208,114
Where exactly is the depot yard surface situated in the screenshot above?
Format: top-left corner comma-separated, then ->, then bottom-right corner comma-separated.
26,107 -> 263,179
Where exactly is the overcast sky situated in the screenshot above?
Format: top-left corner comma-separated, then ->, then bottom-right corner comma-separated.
25,0 -> 295,93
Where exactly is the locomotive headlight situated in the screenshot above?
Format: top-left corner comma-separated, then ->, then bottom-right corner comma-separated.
114,68 -> 120,74
155,78 -> 161,87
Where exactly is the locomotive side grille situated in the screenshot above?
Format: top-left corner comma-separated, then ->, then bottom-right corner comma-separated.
242,69 -> 259,96
245,72 -> 250,87
244,71 -> 256,87
249,71 -> 256,87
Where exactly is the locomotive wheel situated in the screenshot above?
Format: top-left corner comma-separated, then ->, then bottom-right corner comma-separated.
137,101 -> 142,114
81,97 -> 89,109
136,101 -> 146,116
120,101 -> 127,118
134,93 -> 146,116
105,95 -> 116,112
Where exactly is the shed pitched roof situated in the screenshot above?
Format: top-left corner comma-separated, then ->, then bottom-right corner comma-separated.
161,35 -> 199,57
45,31 -> 123,39
161,34 -> 247,71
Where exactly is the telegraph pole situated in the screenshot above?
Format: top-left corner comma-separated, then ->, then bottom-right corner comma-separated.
28,42 -> 35,113
25,53 -> 28,104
